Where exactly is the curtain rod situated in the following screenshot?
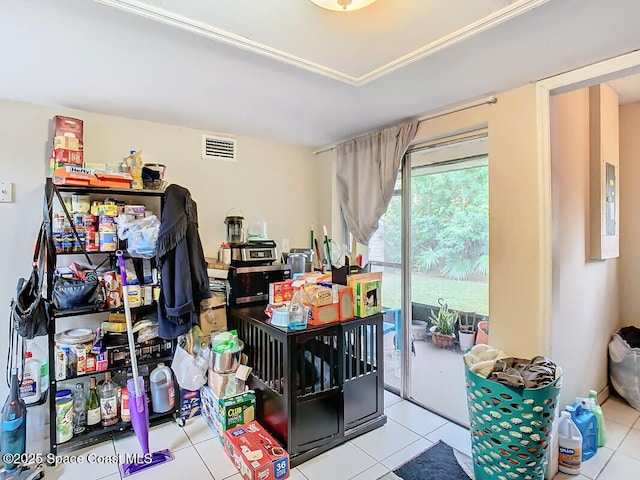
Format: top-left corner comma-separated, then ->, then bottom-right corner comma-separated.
312,95 -> 498,155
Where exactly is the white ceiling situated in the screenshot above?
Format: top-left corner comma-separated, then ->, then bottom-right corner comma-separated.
1,0 -> 640,148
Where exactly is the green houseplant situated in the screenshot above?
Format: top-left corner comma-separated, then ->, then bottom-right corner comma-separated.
429,298 -> 458,348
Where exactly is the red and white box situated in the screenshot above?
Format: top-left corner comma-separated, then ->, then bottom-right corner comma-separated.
223,421 -> 289,480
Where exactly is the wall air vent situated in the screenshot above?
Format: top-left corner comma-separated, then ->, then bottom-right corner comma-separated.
202,135 -> 236,162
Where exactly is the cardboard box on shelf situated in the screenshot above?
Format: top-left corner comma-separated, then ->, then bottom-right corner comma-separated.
52,115 -> 83,142
52,148 -> 83,165
336,284 -> 354,321
103,333 -> 174,368
223,421 -> 290,480
268,280 -> 293,304
52,166 -> 132,188
199,296 -> 227,337
347,272 -> 382,318
308,303 -> 340,326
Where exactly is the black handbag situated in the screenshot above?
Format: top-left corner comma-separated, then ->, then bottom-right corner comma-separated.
50,187 -> 105,311
11,224 -> 51,339
51,274 -> 104,311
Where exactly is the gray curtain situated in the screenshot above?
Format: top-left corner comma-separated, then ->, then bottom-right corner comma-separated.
336,120 -> 418,245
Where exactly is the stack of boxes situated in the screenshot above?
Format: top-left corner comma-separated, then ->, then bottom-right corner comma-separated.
49,115 -> 84,175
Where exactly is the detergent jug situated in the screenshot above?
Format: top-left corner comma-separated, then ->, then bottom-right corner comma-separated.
150,363 -> 175,413
567,403 -> 598,460
558,410 -> 583,475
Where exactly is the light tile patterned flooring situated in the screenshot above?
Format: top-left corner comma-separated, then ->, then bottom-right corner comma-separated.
27,392 -> 640,479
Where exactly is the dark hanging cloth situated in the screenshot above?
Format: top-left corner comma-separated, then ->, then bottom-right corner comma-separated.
156,184 -> 211,339
618,326 -> 640,349
488,356 -> 557,389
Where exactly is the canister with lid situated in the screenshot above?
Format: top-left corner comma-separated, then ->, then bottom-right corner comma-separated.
55,389 -> 74,443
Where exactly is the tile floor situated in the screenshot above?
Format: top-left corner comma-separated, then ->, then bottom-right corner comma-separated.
30,392 -> 640,479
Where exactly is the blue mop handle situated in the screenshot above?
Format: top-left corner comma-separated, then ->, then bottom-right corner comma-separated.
116,250 -> 142,398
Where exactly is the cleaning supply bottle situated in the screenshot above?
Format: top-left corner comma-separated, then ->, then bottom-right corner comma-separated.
150,363 -> 175,413
288,287 -> 307,331
588,390 -> 606,447
26,340 -> 49,393
567,404 -> 598,460
19,351 -> 42,405
558,410 -> 583,475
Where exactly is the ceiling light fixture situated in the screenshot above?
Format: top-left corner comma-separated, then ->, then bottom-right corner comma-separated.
309,0 -> 377,12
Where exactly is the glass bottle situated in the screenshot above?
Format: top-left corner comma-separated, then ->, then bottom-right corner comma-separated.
86,377 -> 101,427
288,287 -> 307,331
98,372 -> 119,426
72,383 -> 87,435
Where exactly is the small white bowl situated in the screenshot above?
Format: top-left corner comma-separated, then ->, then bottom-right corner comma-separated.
271,307 -> 289,327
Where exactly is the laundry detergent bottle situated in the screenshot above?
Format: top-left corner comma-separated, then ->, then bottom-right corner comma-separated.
558,411 -> 583,475
150,363 -> 175,413
567,404 -> 598,460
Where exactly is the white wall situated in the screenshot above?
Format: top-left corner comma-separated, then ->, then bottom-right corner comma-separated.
550,88 -> 619,409
0,97 -> 324,400
619,101 -> 640,328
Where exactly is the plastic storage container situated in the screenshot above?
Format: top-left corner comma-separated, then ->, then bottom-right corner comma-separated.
558,411 -> 583,475
55,390 -> 74,444
150,363 -> 175,413
287,253 -> 306,278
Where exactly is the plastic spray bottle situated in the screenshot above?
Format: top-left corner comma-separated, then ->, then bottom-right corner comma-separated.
558,410 -> 583,475
588,390 -> 606,447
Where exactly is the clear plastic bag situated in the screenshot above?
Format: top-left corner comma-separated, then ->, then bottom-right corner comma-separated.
171,344 -> 209,391
609,332 -> 640,411
115,214 -> 160,258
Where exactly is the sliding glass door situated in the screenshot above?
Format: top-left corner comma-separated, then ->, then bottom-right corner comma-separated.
372,135 -> 489,425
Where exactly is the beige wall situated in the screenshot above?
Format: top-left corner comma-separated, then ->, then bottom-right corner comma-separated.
414,84 -> 552,359
0,97 -> 321,399
549,89 -> 619,408
619,101 -> 640,328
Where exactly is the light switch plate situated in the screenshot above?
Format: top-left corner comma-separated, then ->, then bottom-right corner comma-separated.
281,238 -> 290,253
0,182 -> 13,203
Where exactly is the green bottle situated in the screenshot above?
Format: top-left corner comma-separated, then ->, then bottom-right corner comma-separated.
589,389 -> 606,447
86,377 -> 101,427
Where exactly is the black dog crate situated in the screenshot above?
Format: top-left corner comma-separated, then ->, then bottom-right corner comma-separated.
229,306 -> 386,466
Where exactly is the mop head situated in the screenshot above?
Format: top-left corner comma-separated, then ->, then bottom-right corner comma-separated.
119,450 -> 173,478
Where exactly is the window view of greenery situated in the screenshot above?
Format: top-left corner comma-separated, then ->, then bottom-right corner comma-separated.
370,160 -> 488,315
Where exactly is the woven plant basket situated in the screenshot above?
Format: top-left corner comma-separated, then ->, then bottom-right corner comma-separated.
432,332 -> 456,348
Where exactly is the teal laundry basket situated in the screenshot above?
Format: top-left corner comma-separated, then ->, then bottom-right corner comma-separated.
465,363 -> 562,480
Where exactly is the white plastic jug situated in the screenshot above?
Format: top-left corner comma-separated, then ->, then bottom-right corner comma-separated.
26,340 -> 49,393
20,352 -> 42,405
150,363 -> 175,413
558,411 -> 583,475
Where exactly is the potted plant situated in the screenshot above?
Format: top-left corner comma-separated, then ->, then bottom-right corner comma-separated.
458,311 -> 477,351
429,298 -> 458,348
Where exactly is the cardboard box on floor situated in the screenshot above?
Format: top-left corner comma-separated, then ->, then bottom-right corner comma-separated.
208,353 -> 252,398
224,421 -> 290,480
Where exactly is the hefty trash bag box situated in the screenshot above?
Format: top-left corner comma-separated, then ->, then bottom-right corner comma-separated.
224,421 -> 289,480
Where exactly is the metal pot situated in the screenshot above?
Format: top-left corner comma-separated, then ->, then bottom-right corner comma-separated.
211,340 -> 244,373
